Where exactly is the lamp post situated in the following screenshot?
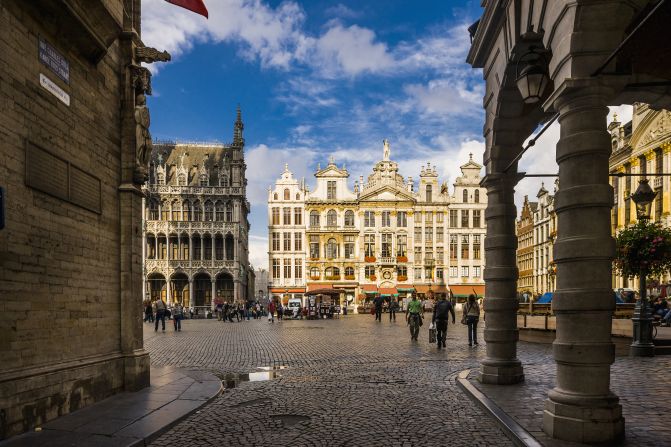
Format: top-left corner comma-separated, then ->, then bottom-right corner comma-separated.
515,46 -> 550,104
630,179 -> 657,357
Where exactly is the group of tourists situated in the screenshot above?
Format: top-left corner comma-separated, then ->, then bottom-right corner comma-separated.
374,292 -> 481,348
144,299 -> 184,333
215,302 -> 264,322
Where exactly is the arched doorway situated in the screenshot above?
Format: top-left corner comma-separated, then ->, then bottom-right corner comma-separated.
216,272 -> 234,303
193,272 -> 211,308
147,273 -> 166,302
170,272 -> 189,307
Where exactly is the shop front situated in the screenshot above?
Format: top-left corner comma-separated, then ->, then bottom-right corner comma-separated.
449,284 -> 485,303
269,287 -> 306,306
359,284 -> 378,313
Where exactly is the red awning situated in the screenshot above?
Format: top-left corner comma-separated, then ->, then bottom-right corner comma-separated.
361,284 -> 378,292
307,283 -> 333,292
269,288 -> 306,293
414,285 -> 430,293
432,285 -> 449,293
450,284 -> 485,297
379,287 -> 398,295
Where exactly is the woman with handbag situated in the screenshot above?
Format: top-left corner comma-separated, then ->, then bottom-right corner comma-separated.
462,294 -> 480,346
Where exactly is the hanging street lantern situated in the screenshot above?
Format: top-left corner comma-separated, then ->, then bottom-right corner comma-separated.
631,178 -> 657,221
515,46 -> 550,104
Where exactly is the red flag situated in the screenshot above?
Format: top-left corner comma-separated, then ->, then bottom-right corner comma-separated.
165,0 -> 208,18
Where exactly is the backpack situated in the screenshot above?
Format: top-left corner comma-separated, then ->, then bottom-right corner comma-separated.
434,300 -> 452,320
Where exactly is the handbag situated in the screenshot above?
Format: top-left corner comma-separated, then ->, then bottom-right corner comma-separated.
429,327 -> 436,344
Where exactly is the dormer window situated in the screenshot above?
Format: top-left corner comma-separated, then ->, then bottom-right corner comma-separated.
474,190 -> 480,203
199,174 -> 208,186
284,188 -> 290,200
177,174 -> 187,186
426,185 -> 432,203
463,189 -> 468,203
220,175 -> 228,187
157,172 -> 165,185
327,181 -> 336,200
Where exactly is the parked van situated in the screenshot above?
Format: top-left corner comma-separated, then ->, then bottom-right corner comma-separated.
287,298 -> 302,318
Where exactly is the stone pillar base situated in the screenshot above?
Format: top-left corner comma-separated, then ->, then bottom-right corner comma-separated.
478,362 -> 524,385
543,398 -> 624,444
124,349 -> 151,392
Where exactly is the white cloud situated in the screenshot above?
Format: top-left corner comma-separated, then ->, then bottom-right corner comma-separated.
324,4 -> 363,20
248,234 -> 269,269
404,79 -> 483,117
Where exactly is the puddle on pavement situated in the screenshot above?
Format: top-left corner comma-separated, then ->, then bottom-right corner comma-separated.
222,366 -> 288,388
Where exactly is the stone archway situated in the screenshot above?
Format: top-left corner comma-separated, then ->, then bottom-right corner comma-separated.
193,272 -> 211,308
147,272 -> 166,302
170,272 -> 189,306
216,272 -> 234,303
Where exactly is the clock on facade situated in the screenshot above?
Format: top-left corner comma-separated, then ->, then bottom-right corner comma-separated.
382,271 -> 392,280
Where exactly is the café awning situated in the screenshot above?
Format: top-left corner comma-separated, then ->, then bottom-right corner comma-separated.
450,284 -> 485,298
269,287 -> 306,293
379,287 -> 398,295
361,284 -> 378,294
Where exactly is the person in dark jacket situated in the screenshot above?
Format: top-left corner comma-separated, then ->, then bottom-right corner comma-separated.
373,295 -> 384,322
432,295 -> 455,349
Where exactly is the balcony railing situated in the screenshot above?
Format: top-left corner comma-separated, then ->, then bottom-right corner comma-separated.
145,221 -> 239,233
145,259 -> 237,270
378,257 -> 396,265
146,185 -> 243,195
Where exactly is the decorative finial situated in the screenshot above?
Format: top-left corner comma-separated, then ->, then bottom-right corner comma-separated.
157,152 -> 164,165
469,152 -> 473,161
317,163 -> 321,170
284,163 -> 289,172
233,105 -> 244,146
613,112 -> 618,122
383,139 -> 390,161
328,155 -> 335,165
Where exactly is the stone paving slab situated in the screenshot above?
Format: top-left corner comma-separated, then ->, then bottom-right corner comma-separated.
0,366 -> 222,447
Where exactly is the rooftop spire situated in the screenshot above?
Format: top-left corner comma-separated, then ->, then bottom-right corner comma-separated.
233,104 -> 244,146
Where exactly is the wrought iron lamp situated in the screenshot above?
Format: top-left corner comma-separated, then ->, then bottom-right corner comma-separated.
515,47 -> 550,104
630,178 -> 658,356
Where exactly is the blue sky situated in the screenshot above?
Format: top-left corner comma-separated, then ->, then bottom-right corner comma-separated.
141,0 -> 629,268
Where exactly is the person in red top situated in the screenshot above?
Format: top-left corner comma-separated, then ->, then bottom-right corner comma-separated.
268,301 -> 276,323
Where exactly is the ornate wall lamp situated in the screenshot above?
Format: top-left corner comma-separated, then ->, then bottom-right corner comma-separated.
515,46 -> 551,104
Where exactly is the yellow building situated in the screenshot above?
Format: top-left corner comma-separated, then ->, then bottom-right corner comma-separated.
609,104 -> 671,289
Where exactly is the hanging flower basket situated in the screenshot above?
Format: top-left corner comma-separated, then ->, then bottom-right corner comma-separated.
365,256 -> 376,263
614,220 -> 671,279
396,256 -> 408,262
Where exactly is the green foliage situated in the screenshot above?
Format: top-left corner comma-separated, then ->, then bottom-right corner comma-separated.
614,220 -> 671,278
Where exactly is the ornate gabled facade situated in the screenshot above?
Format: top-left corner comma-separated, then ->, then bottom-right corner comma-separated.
142,108 -> 251,312
516,181 -> 558,296
268,141 -> 486,310
610,103 -> 671,289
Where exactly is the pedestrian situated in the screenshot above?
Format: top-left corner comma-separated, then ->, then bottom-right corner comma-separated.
173,302 -> 183,331
373,295 -> 384,322
463,294 -> 481,346
154,298 -> 166,332
432,295 -> 455,349
277,303 -> 283,321
389,299 -> 398,322
144,302 -> 153,323
256,303 -> 261,319
405,293 -> 423,341
216,302 -> 223,321
268,301 -> 276,323
189,307 -> 194,319
223,303 -> 230,322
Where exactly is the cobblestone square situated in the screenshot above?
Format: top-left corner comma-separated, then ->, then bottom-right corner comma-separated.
144,315 -> 533,446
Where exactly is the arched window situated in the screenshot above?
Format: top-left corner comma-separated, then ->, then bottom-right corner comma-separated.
296,193 -> 300,200
215,202 -> 225,221
157,172 -> 165,185
220,174 -> 228,187
171,200 -> 180,221
204,201 -> 214,221
193,200 -> 202,221
426,184 -> 432,203
310,267 -> 320,279
284,188 -> 290,200
462,189 -> 468,203
327,209 -> 337,227
199,174 -> 208,187
310,210 -> 320,227
345,266 -> 354,277
226,202 -> 233,222
474,190 -> 480,203
225,234 -> 234,260
177,174 -> 187,186
332,267 -> 340,277
149,200 -> 159,220
273,193 -> 279,200
344,210 -> 354,227
326,238 -> 338,259
182,201 -> 191,221
325,266 -> 333,277
161,201 -> 169,220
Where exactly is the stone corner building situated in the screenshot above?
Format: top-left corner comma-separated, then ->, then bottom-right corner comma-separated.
468,0 -> 671,443
0,0 -> 158,438
142,110 -> 252,311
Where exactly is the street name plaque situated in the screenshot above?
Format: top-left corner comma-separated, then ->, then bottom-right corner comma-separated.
38,37 -> 69,84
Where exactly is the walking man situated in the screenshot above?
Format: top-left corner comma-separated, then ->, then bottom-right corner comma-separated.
154,298 -> 166,332
405,293 -> 424,341
373,295 -> 384,322
389,299 -> 398,322
432,295 -> 455,349
173,302 -> 183,332
268,301 -> 276,323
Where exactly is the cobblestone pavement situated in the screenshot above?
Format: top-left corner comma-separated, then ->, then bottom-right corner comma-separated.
470,352 -> 671,447
144,316 -> 527,446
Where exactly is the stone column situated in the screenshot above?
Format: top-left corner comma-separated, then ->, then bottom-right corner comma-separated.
479,170 -> 524,385
211,235 -> 216,263
211,280 -> 216,310
234,280 -> 240,303
543,84 -> 623,443
189,278 -> 194,309
166,279 -> 172,305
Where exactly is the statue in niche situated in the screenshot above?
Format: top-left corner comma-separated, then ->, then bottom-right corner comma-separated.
134,92 -> 152,183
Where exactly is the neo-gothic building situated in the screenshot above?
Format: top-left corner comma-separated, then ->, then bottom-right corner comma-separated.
142,109 -> 251,311
268,141 -> 486,309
